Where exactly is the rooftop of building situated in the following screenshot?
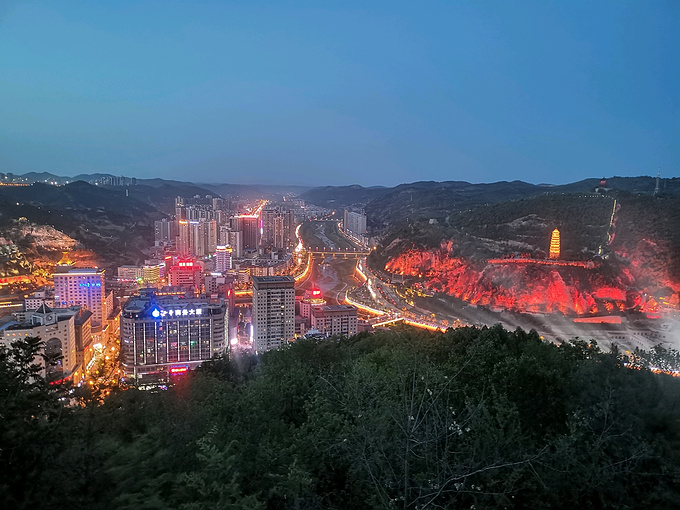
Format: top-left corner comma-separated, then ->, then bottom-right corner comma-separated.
252,275 -> 295,283
74,308 -> 93,325
122,290 -> 225,319
54,267 -> 105,275
1,314 -> 72,332
35,303 -> 53,315
313,305 -> 357,313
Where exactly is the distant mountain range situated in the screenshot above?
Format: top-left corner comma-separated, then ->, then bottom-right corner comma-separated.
0,172 -> 312,198
1,172 -> 678,272
299,176 -> 680,228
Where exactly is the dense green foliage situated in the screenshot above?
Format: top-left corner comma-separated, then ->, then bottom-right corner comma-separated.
3,327 -> 680,509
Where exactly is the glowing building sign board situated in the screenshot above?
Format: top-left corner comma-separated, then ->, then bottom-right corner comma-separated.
154,308 -> 203,318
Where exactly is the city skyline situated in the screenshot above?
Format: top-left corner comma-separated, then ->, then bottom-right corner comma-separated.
1,1 -> 678,186
3,2 -> 680,505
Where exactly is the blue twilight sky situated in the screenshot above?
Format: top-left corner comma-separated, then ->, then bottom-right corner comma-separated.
0,1 -> 678,186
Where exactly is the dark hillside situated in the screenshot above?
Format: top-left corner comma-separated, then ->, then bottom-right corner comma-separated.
365,176 -> 680,229
0,182 -> 163,266
299,184 -> 390,208
373,193 -> 615,264
125,183 -> 217,214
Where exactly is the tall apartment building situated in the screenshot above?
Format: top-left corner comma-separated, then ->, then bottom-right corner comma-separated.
177,219 -> 191,255
53,267 -> 106,327
228,230 -> 243,258
214,245 -> 233,272
252,276 -> 295,353
233,216 -> 259,251
206,219 -> 218,255
190,220 -> 205,257
343,210 -> 367,236
154,218 -> 176,244
261,207 -> 296,249
218,225 -> 232,246
120,289 -> 227,382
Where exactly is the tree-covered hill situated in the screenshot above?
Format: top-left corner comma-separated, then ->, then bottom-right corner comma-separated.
3,327 -> 680,509
0,182 -> 164,266
299,184 -> 391,209
372,193 -> 616,265
299,176 -> 680,232
366,180 -> 548,228
607,193 -> 680,285
367,177 -> 680,230
125,183 -> 217,214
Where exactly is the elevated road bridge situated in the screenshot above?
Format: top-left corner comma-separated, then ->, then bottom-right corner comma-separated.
307,248 -> 370,258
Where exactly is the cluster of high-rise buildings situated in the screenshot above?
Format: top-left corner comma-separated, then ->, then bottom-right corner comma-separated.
154,196 -> 296,259
117,276 -> 359,383
0,191 -> 363,388
92,175 -> 137,186
148,196 -> 300,286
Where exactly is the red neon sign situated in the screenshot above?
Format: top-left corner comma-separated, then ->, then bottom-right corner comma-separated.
170,366 -> 188,374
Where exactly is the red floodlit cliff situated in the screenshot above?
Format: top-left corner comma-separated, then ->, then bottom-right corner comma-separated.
385,241 -> 675,315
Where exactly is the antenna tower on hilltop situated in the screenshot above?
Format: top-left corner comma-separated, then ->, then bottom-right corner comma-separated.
654,169 -> 661,196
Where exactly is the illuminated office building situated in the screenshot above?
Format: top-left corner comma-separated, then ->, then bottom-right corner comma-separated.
53,267 -> 106,327
120,290 -> 227,382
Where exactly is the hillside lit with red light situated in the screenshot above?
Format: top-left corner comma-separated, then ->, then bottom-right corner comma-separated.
385,240 -> 679,317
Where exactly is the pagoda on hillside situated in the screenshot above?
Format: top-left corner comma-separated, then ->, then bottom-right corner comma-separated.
549,229 -> 561,259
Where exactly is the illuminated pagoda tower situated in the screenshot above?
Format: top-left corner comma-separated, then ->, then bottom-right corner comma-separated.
549,229 -> 561,259
56,251 -> 74,267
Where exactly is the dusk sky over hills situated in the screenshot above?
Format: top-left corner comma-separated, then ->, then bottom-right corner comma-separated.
1,0 -> 678,186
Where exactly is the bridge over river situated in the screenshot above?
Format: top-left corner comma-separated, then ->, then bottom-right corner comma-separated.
306,247 -> 371,258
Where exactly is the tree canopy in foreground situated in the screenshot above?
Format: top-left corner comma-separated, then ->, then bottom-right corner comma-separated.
2,326 -> 680,509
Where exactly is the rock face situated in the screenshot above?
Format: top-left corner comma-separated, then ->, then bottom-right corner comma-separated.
17,223 -> 79,252
385,241 -> 675,316
0,239 -> 33,277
